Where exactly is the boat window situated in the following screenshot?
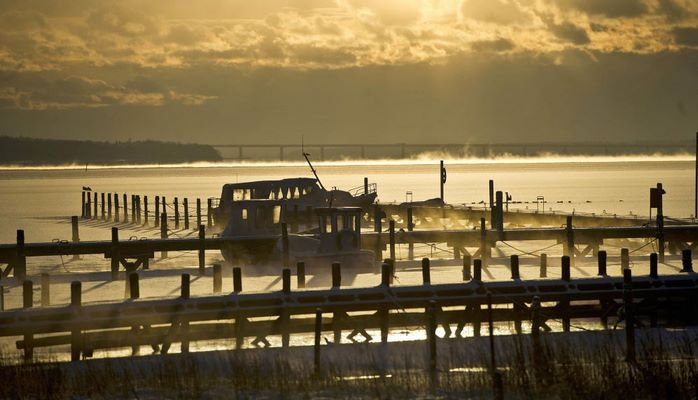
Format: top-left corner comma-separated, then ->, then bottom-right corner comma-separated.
337,215 -> 344,231
325,217 -> 332,233
273,206 -> 281,224
346,215 -> 354,232
241,208 -> 248,220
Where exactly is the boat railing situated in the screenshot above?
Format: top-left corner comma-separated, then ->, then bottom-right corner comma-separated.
348,182 -> 377,197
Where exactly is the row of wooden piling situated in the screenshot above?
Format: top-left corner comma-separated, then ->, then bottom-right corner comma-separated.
80,191 -> 215,230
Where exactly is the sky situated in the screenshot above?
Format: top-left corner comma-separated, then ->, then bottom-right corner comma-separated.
0,0 -> 697,145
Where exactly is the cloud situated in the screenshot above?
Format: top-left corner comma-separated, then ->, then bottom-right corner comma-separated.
461,0 -> 531,24
549,21 -> 590,45
552,0 -> 649,18
673,26 -> 698,46
471,38 -> 515,52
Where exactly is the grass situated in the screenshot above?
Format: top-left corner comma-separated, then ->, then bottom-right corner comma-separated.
1,329 -> 698,399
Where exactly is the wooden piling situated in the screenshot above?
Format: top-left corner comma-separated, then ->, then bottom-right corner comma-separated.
198,225 -> 206,275
297,261 -> 306,289
422,257 -> 431,284
131,195 -> 136,223
136,195 -> 141,224
474,258 -> 482,281
621,248 -> 630,273
114,193 -> 119,223
281,223 -> 290,268
129,272 -> 139,299
427,300 -> 437,373
0,285 -> 4,311
656,183 -> 665,262
565,216 -> 575,267
15,229 -> 26,280
385,258 -> 395,285
407,207 -> 414,261
374,205 -> 383,261
598,250 -> 607,276
480,218 -> 489,268
101,192 -> 106,219
213,263 -> 222,293
314,308 -> 322,376
154,196 -> 160,227
682,249 -> 693,272
488,179 -> 494,210
381,262 -> 391,286
540,253 -> 547,278
41,273 -> 50,306
196,198 -> 202,230
23,279 -> 33,360
93,192 -> 97,219
107,193 -> 112,220
207,198 -> 213,229
174,197 -> 180,229
123,193 -> 128,223
282,268 -> 291,294
233,267 -> 242,293
111,227 -> 120,280
561,255 -> 571,281
332,262 -> 341,288
281,270 -> 291,346
160,213 -> 168,258
181,274 -> 190,299
85,193 -> 91,218
650,253 -> 658,278
623,268 -> 635,362
70,281 -> 81,361
71,215 -> 80,245
183,198 -> 189,230
81,191 -> 86,218
463,255 -> 472,280
510,255 -> 519,280
143,196 -> 148,225
180,274 -> 191,352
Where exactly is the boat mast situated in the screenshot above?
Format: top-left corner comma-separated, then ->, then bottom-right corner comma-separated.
303,151 -> 326,190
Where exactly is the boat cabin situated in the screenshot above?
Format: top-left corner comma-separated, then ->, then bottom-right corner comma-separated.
315,207 -> 362,253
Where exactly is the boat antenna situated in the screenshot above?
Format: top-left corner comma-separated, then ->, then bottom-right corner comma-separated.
303,150 -> 326,191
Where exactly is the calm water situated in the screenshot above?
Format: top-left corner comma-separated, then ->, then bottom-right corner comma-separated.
0,156 -> 694,243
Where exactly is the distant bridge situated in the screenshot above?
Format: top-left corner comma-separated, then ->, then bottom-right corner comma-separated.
209,142 -> 692,161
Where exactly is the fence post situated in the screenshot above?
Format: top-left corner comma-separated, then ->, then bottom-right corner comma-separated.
297,261 -> 306,289
198,225 -> 206,275
70,281 -> 82,361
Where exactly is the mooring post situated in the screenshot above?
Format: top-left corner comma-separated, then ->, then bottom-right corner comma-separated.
406,207 -> 415,260
23,279 -> 33,360
281,222 -> 290,268
389,220 -> 396,261
374,204 -> 383,261
41,273 -> 50,306
181,273 -> 190,299
107,193 -> 112,220
70,281 -> 82,361
597,250 -> 607,276
480,218 -> 489,268
213,263 -> 222,293
364,177 -> 369,194
440,160 -> 445,202
121,193 -> 127,223
15,229 -> 26,280
85,193 -> 92,219
81,191 -> 86,218
140,195 -> 147,225
332,262 -> 341,288
154,195 -> 160,227
385,258 -> 395,285
463,255 -> 472,280
111,227 -> 120,280
682,249 -> 693,272
0,285 -> 4,311
281,268 -> 291,347
650,253 -> 658,278
561,255 -> 571,332
196,198 -> 202,230
233,267 -> 242,293
381,262 -> 391,286
510,255 -> 520,280
93,192 -> 98,219
657,183 -> 665,262
207,198 -> 213,229
129,272 -> 139,299
297,261 -> 306,289
427,300 -> 437,374
621,248 -> 630,274
494,191 -> 504,236
183,198 -> 189,230
561,255 -> 571,281
136,195 -> 142,224
314,308 -> 322,376
131,195 -> 136,223
174,197 -> 180,229
565,216 -> 574,267
282,268 -> 291,294
623,268 -> 635,362
540,253 -> 547,278
114,193 -> 119,223
474,258 -> 482,281
488,179 -> 494,210
101,192 -> 106,219
71,216 -> 80,260
198,224 -> 205,275
180,274 -> 191,352
160,212 -> 168,258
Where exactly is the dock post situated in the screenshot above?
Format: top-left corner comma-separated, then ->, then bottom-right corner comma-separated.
364,177 -> 369,194
93,192 -> 97,219
174,197 -> 180,229
160,213 -> 168,258
107,193 -> 112,220
440,160 -> 445,201
381,262 -> 391,286
111,227 -> 120,280
373,205 -> 383,261
384,258 -> 395,284
407,207 -> 414,261
162,196 -> 167,221
136,195 -> 141,224
181,274 -> 191,353
422,257 -> 431,284
561,256 -> 571,332
332,262 -> 341,288
128,273 -> 140,355
314,308 -> 322,376
565,216 -> 574,267
510,255 -> 519,280
480,218 -> 488,268
196,198 -> 202,230
623,269 -> 635,362
282,268 -> 291,294
297,262 -> 306,288
656,183 -> 665,262
23,279 -> 33,360
71,216 -> 80,260
70,281 -> 82,361
41,273 -> 50,306
621,248 -> 630,274
198,225 -> 205,275
389,220 -> 396,261
281,223 -> 290,268
540,253 -> 547,278
427,300 -> 437,374
281,269 -> 291,347
682,249 -> 693,272
114,193 -> 119,222
143,196 -> 148,225
101,192 -> 106,219
131,195 -> 136,223
650,253 -> 658,278
15,229 -> 26,280
474,259 -> 482,281
123,193 -> 128,223
494,191 -> 504,236
154,196 -> 160,227
181,273 -> 190,299
213,263 -> 222,293
488,180 -> 494,210
81,191 -> 86,218
183,198 -> 189,230
597,250 -> 607,276
561,255 -> 571,281
207,198 -> 213,229
85,193 -> 92,218
233,267 -> 242,293
463,255 -> 472,280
